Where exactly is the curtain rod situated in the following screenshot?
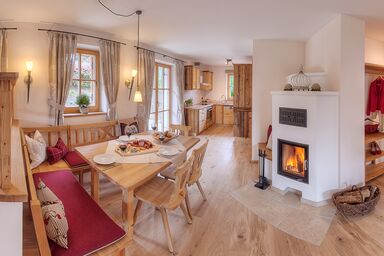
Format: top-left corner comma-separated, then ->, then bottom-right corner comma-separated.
135,46 -> 185,63
37,28 -> 126,45
0,27 -> 17,30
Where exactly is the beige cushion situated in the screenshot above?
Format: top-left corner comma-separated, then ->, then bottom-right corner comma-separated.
25,130 -> 47,169
41,202 -> 69,249
37,179 -> 69,249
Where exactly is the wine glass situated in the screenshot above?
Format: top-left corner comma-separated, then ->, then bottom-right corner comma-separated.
125,130 -> 132,140
159,134 -> 165,144
151,123 -> 157,132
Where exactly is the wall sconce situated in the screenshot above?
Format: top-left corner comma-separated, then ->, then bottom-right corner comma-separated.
125,69 -> 137,100
24,61 -> 33,103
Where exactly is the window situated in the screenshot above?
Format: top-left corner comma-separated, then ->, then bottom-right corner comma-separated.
149,63 -> 171,131
226,72 -> 234,100
65,49 -> 99,113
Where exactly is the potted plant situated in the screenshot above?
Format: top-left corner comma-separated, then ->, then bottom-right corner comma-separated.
184,98 -> 193,107
76,94 -> 90,114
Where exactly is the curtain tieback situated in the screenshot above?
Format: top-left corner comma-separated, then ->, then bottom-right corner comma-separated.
48,99 -> 66,111
109,102 -> 117,108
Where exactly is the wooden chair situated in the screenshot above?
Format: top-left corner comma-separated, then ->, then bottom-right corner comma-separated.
169,124 -> 193,136
133,154 -> 195,254
161,139 -> 209,218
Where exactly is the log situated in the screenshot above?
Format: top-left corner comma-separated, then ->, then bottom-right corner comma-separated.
336,188 -> 371,204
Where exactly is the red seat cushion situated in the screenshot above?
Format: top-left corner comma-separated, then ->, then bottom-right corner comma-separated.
33,170 -> 126,256
63,151 -> 88,167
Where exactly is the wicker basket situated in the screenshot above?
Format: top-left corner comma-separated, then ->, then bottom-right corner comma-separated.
332,185 -> 380,217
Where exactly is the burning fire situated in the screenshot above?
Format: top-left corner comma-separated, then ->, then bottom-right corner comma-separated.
283,146 -> 305,176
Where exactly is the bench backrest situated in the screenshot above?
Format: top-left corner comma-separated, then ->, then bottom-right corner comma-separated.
69,120 -> 118,148
23,125 -> 70,147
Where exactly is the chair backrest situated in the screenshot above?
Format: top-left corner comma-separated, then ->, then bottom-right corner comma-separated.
69,120 -> 118,148
165,154 -> 195,209
22,125 -> 70,147
188,139 -> 209,185
169,124 -> 192,136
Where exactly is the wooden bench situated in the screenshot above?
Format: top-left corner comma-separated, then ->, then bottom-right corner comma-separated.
22,121 -> 119,183
21,132 -> 130,256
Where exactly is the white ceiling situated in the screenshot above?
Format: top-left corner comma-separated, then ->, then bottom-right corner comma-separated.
1,0 -> 384,65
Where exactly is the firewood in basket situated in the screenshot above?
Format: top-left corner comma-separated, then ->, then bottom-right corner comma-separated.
368,186 -> 377,201
336,188 -> 371,204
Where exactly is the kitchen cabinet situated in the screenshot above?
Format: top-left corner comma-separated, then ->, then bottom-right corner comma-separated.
215,105 -> 223,124
200,71 -> 213,91
185,65 -> 200,90
223,106 -> 234,125
185,105 -> 214,134
233,64 -> 252,137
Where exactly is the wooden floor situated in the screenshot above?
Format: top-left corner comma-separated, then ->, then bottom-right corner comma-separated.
23,125 -> 384,256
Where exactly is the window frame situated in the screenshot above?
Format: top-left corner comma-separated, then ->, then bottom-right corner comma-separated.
65,48 -> 100,114
226,71 -> 234,100
150,62 -> 172,131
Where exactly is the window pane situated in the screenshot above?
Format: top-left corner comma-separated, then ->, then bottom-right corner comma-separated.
73,53 -> 80,79
164,67 -> 170,89
151,90 -> 156,114
66,80 -> 80,107
81,81 -> 96,106
157,112 -> 164,132
230,75 -> 234,98
158,66 -> 164,89
163,111 -> 169,131
164,89 -> 169,111
81,54 -> 96,80
149,114 -> 156,130
158,89 -> 164,111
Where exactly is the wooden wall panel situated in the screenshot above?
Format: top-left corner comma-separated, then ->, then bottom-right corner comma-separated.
234,64 -> 252,109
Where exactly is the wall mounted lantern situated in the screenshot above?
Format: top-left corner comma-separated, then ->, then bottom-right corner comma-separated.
24,61 -> 33,103
125,69 -> 137,100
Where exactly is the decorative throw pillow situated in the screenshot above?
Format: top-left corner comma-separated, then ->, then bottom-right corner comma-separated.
25,130 -> 47,169
36,179 -> 60,206
120,121 -> 139,135
46,138 -> 68,164
42,201 -> 69,249
124,123 -> 139,135
37,179 -> 69,249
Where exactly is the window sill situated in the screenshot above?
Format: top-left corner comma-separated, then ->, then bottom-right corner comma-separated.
64,111 -> 107,118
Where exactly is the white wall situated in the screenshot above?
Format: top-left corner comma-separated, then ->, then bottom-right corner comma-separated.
305,17 -> 341,91
365,38 -> 384,65
0,203 -> 22,255
6,22 -> 138,126
252,40 -> 305,159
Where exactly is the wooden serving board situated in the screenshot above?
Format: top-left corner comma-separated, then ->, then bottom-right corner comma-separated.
115,144 -> 160,157
152,134 -> 178,144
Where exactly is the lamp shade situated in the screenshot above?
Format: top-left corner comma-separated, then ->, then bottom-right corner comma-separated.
26,61 -> 33,71
133,90 -> 142,102
131,69 -> 138,77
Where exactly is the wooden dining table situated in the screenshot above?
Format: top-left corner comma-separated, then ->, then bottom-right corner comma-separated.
75,134 -> 200,241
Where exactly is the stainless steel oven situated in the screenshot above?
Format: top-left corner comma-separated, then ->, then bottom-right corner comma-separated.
206,106 -> 213,124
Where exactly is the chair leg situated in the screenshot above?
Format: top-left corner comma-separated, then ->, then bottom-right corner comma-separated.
78,170 -> 84,185
133,200 -> 143,225
160,208 -> 175,253
196,180 -> 207,201
180,202 -> 192,224
185,189 -> 193,220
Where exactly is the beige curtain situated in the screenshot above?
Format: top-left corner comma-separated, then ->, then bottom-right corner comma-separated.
0,30 -> 8,71
48,32 -> 77,126
100,40 -> 120,120
174,60 -> 185,124
137,48 -> 155,131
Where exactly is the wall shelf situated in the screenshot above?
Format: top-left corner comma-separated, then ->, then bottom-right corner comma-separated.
365,131 -> 384,181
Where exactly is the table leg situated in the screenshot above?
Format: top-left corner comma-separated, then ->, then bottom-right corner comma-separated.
91,168 -> 99,203
122,189 -> 134,241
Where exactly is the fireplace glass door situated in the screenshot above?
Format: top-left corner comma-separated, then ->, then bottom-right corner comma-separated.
277,139 -> 309,183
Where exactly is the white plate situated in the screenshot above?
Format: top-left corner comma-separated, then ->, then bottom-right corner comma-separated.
93,154 -> 116,165
118,135 -> 130,143
158,147 -> 179,157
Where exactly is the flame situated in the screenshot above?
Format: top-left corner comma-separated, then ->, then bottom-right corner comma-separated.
284,146 -> 305,176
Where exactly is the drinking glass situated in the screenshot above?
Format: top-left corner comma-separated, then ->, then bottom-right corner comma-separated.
151,123 -> 157,132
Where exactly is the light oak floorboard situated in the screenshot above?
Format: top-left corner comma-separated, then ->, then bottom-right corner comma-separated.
23,125 -> 384,256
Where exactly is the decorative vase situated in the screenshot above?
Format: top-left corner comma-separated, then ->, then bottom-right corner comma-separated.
79,105 -> 89,114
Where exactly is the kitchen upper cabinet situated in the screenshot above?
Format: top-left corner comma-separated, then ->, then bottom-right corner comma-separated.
200,71 -> 213,91
185,65 -> 200,90
233,64 -> 252,108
